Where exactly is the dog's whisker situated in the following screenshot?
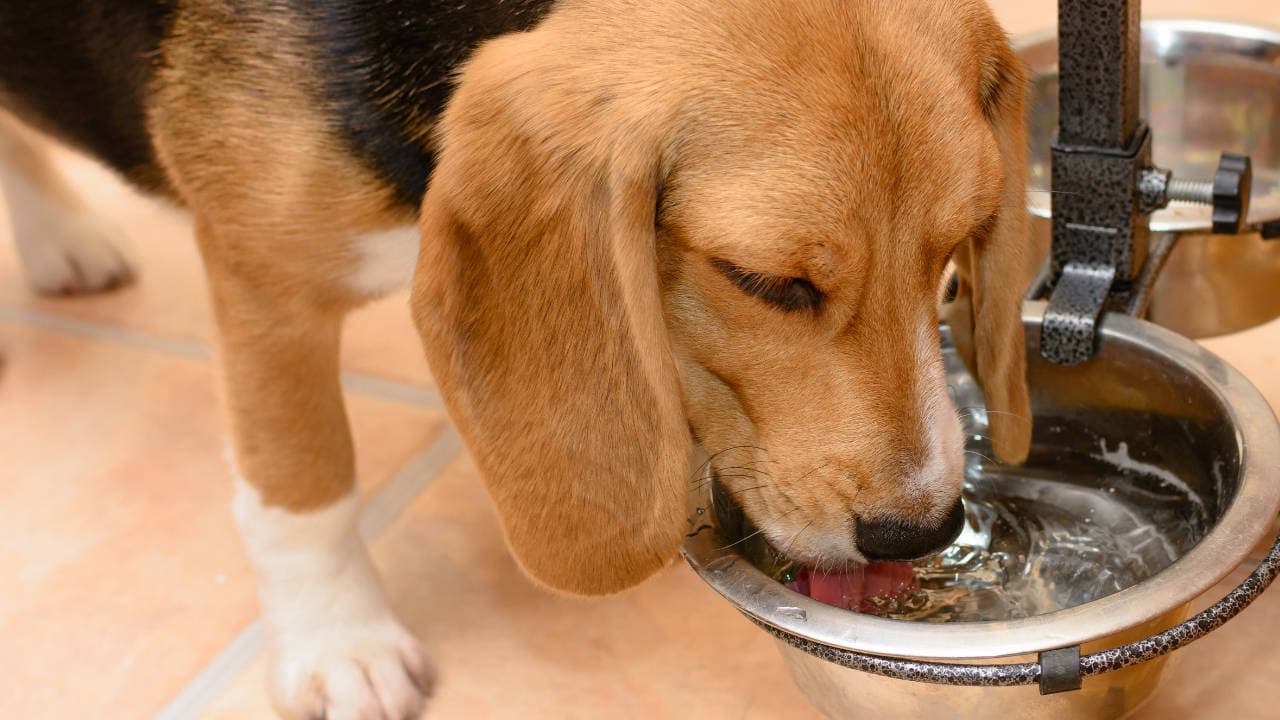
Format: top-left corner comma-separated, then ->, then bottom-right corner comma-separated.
969,188 -> 1081,198
965,449 -> 997,464
714,508 -> 798,552
786,461 -> 830,487
781,519 -> 816,559
956,406 -> 1033,424
687,474 -> 764,493
715,464 -> 772,477
686,444 -> 769,484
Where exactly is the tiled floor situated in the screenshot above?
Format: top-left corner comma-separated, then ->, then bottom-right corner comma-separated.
3,1 -> 1280,719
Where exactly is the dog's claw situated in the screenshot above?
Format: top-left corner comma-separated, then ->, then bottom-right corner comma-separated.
17,215 -> 134,296
270,621 -> 434,720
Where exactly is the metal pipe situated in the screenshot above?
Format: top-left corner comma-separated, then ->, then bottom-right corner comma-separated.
1056,0 -> 1143,148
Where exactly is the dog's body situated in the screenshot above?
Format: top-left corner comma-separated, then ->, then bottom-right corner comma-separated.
1,1 -> 1032,717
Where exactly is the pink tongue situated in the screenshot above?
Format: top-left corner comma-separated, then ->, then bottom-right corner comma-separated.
787,563 -> 918,614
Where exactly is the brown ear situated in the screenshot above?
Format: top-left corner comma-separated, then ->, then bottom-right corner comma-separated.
410,33 -> 690,595
942,39 -> 1033,465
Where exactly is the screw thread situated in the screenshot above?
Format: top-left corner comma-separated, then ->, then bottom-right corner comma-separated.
1167,178 -> 1214,205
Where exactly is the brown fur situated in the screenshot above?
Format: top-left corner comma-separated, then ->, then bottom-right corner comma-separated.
413,0 -> 1031,590
1,4 -> 1036,716
944,26 -> 1034,465
3,0 -> 1030,591
148,2 -> 418,509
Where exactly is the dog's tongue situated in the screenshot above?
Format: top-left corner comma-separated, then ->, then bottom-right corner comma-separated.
786,562 -> 918,615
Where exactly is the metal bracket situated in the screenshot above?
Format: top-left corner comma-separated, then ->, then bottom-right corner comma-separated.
1042,263 -> 1117,365
1039,645 -> 1083,695
1040,0 -> 1260,365
1042,126 -> 1153,365
1039,0 -> 1152,366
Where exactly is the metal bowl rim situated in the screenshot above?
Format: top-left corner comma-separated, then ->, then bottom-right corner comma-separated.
681,301 -> 1280,660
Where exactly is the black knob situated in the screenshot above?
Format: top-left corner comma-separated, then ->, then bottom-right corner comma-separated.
1212,152 -> 1252,235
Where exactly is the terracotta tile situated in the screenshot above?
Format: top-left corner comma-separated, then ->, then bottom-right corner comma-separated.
0,148 -> 434,388
202,455 -> 821,720
0,323 -> 445,719
343,292 -> 435,389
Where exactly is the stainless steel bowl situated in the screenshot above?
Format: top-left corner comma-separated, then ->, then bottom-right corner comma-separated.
1022,20 -> 1280,338
684,303 -> 1280,719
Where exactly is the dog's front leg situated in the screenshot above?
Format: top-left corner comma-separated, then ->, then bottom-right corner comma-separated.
199,222 -> 433,719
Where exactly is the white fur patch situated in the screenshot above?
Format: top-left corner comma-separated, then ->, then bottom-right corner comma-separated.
346,225 -> 420,296
233,480 -> 434,719
1,166 -> 133,294
764,513 -> 866,566
911,320 -> 964,505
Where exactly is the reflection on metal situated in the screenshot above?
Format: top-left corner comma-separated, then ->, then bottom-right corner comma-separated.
683,305 -> 1280,718
1023,20 -> 1280,338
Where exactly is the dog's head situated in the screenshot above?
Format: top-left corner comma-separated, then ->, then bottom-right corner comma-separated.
412,0 -> 1030,594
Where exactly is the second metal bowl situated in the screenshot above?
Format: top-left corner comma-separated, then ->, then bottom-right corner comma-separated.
1022,19 -> 1280,338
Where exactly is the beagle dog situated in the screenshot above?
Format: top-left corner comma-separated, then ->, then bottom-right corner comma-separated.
0,0 -> 1031,717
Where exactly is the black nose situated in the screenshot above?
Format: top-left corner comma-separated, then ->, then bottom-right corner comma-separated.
855,499 -> 965,561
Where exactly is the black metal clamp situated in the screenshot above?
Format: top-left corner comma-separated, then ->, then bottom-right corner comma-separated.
1038,645 -> 1083,695
1035,0 -> 1255,366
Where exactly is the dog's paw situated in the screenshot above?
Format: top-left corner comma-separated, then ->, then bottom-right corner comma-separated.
15,215 -> 134,295
268,616 -> 435,720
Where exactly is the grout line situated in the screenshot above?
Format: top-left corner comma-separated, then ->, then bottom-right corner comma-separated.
0,303 -> 442,409
0,303 -> 208,360
152,620 -> 266,720
152,426 -> 464,720
359,426 -> 464,540
340,372 -> 443,411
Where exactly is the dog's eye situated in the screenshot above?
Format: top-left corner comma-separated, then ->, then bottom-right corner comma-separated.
710,258 -> 822,313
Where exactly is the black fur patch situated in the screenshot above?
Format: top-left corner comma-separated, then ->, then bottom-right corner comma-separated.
297,0 -> 557,208
0,1 -> 175,190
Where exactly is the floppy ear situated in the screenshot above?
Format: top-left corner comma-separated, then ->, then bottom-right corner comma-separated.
411,34 -> 691,595
942,39 -> 1033,465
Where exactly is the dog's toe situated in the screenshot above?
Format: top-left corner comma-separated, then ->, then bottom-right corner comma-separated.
270,621 -> 434,720
17,216 -> 134,296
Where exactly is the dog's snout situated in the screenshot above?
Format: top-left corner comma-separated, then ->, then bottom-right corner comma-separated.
854,499 -> 965,561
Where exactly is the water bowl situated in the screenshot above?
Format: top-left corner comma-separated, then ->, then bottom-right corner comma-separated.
1022,20 -> 1280,338
683,303 -> 1280,719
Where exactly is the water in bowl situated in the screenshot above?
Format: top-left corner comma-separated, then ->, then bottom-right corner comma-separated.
745,432 -> 1211,623
888,444 -> 1207,622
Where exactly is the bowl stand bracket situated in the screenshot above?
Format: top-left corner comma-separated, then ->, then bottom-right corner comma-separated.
1040,0 -> 1151,366
1038,0 -> 1256,365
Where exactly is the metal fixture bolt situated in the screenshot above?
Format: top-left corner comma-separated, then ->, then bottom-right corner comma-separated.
1166,178 -> 1214,205
1137,167 -> 1172,214
1143,152 -> 1252,234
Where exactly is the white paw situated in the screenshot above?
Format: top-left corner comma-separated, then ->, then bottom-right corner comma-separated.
233,483 -> 435,720
15,214 -> 133,295
269,619 -> 435,720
